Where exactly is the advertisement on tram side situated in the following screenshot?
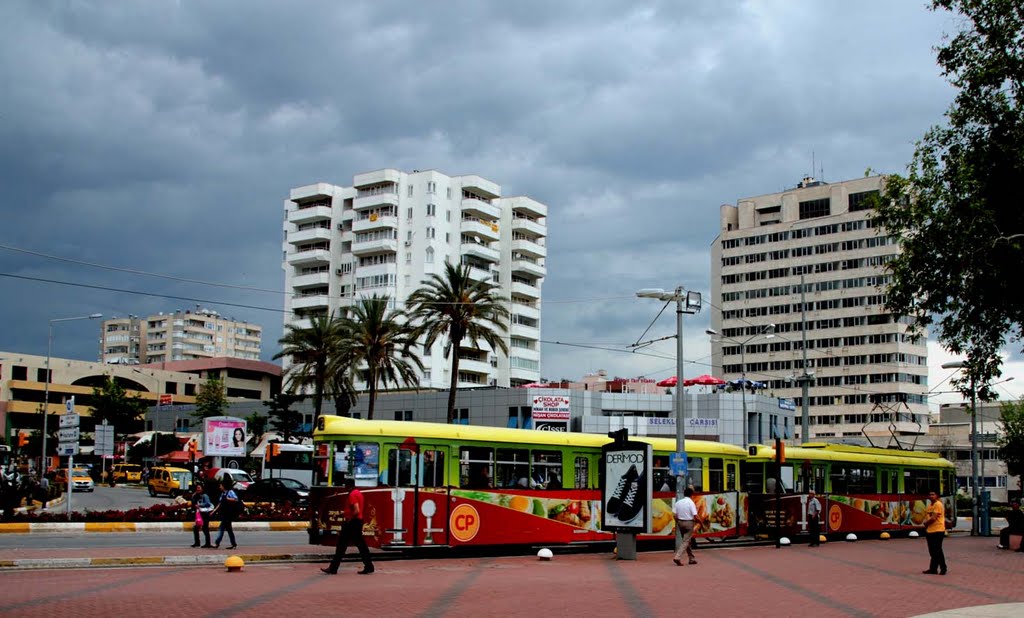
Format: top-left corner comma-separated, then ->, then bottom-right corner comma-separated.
749,494 -> 956,537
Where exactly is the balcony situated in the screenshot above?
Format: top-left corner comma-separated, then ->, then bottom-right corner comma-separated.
512,216 -> 546,237
353,215 -> 398,234
511,322 -> 539,337
287,227 -> 332,245
292,295 -> 330,311
457,357 -> 492,377
353,193 -> 398,211
511,258 -> 546,278
461,218 -> 500,242
461,242 -> 500,263
510,366 -> 540,382
509,196 -> 547,218
290,318 -> 312,330
353,169 -> 401,188
351,238 -> 398,256
512,303 -> 540,321
290,183 -> 334,202
512,237 -> 547,259
467,266 -> 495,283
286,249 -> 331,266
288,204 -> 333,225
291,272 -> 330,289
461,198 -> 500,220
458,175 -> 501,199
511,280 -> 541,299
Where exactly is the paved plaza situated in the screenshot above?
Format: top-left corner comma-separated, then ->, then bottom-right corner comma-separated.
0,535 -> 1022,617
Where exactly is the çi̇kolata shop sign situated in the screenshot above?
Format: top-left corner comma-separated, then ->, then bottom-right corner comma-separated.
532,395 -> 570,431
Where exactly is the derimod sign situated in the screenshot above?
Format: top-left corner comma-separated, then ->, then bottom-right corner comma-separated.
450,503 -> 480,542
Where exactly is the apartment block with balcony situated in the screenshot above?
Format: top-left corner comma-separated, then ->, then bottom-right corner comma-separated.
99,307 -> 262,364
283,170 -> 548,389
709,175 -> 929,442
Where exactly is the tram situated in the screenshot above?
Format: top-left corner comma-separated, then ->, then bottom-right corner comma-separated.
306,416 -> 955,550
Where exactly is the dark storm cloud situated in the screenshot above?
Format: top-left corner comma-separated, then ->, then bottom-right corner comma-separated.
5,0 -> 1015,395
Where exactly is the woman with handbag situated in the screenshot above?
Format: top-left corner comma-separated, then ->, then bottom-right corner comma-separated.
190,484 -> 213,548
211,479 -> 239,550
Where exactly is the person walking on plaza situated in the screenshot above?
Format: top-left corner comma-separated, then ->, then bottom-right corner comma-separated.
997,500 -> 1024,551
672,487 -> 699,566
922,491 -> 947,575
210,479 -> 239,550
190,484 -> 214,548
321,477 -> 374,575
807,489 -> 822,547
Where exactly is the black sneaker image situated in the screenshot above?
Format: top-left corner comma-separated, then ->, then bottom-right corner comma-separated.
615,472 -> 646,523
606,464 -> 638,516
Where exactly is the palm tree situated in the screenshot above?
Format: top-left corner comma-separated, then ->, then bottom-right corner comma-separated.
337,295 -> 423,420
407,262 -> 510,424
274,313 -> 344,423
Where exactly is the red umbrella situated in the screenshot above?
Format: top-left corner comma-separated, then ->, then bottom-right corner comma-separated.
656,376 -> 678,387
683,374 -> 727,387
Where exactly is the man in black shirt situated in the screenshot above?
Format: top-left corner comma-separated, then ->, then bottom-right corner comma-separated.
998,500 -> 1024,551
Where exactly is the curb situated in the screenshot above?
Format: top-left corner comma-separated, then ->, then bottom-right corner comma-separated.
0,521 -> 308,534
0,551 -> 331,570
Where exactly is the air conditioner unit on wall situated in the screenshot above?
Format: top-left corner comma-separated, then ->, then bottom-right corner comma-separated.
404,241 -> 413,246
336,269 -> 345,276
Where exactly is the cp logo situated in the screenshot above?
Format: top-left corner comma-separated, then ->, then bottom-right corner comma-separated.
450,503 -> 480,542
828,504 -> 843,531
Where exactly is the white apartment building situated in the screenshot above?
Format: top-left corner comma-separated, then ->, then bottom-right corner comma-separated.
99,307 -> 262,364
282,169 -> 547,389
709,175 -> 929,442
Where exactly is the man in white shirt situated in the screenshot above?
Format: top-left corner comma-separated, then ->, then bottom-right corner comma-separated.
807,489 -> 822,547
672,487 -> 699,565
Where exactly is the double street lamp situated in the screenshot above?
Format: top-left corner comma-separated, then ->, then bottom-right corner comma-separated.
41,314 -> 103,475
636,286 -> 702,510
705,324 -> 775,446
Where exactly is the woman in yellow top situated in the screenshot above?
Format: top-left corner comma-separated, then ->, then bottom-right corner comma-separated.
922,491 -> 947,575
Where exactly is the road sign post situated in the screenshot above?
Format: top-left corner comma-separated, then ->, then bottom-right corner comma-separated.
59,398 -> 80,521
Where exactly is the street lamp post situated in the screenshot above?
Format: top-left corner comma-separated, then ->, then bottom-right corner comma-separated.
941,360 -> 978,536
636,287 -> 702,511
41,314 -> 102,475
706,324 -> 775,446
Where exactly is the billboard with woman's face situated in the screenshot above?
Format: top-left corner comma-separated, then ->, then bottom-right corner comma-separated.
204,417 -> 247,457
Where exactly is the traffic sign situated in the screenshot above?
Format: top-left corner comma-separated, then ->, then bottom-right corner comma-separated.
670,451 -> 688,477
65,397 -> 75,413
58,428 -> 80,442
59,413 -> 80,428
58,443 -> 79,456
95,425 -> 114,456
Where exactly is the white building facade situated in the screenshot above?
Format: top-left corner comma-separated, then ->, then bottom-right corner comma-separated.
99,308 -> 262,364
710,175 -> 929,441
283,169 -> 547,389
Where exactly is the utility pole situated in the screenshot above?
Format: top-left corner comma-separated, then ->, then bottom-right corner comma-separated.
796,275 -> 813,443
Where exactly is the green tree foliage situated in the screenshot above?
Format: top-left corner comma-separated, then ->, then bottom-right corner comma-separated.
275,313 -> 345,422
90,376 -> 147,437
873,0 -> 1024,392
998,398 -> 1024,491
336,295 -> 422,420
407,262 -> 509,424
263,393 -> 305,442
193,376 -> 227,419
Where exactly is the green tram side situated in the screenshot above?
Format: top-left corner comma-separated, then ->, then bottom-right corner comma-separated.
743,443 -> 956,540
308,416 -> 748,550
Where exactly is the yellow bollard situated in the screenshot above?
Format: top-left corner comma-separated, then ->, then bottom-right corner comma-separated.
225,556 -> 244,572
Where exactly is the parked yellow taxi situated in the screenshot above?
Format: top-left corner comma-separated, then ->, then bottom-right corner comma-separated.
148,466 -> 193,498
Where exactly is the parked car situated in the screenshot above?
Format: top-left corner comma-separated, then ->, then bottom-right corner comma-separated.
200,468 -> 254,501
111,463 -> 143,484
148,466 -> 193,498
241,478 -> 309,506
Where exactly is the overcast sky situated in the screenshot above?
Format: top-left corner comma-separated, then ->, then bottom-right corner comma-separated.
1,1 -> 1019,412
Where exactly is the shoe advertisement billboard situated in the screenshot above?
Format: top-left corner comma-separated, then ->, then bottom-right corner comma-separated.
601,439 -> 652,533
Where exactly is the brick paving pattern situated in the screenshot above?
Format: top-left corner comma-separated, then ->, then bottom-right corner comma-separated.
0,536 -> 1022,617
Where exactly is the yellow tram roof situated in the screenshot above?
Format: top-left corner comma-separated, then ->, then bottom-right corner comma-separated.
316,415 -> 748,456
749,442 -> 954,468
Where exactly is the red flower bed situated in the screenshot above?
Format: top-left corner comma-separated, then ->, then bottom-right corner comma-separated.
10,501 -> 307,523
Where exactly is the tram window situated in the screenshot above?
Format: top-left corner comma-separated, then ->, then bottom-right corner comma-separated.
830,465 -> 849,494
943,470 -> 955,495
313,442 -> 331,486
574,456 -> 590,489
687,457 -> 703,491
532,450 -> 562,490
387,448 -> 415,487
727,463 -> 737,490
741,461 -> 764,492
460,447 -> 493,488
653,456 -> 674,493
421,450 -> 445,488
496,448 -> 530,488
708,458 -> 724,492
905,469 -> 940,494
847,467 -> 876,494
350,442 -> 380,487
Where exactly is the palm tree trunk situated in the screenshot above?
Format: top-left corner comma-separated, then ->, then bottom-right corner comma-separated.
447,350 -> 461,424
367,369 -> 377,421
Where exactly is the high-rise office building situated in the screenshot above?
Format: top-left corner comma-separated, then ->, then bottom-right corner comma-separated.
99,307 -> 262,364
710,175 -> 928,441
283,169 -> 547,389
